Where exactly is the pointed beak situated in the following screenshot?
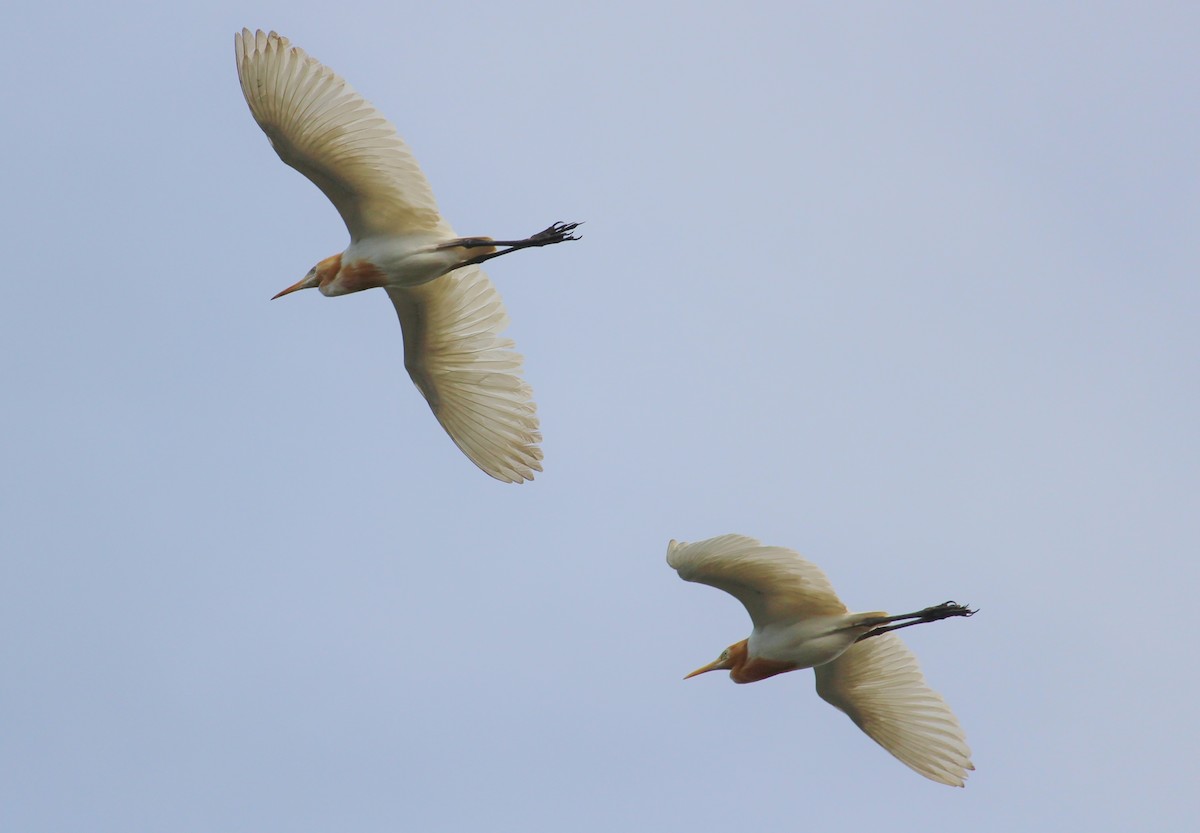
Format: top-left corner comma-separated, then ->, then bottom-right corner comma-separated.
684,660 -> 724,680
271,273 -> 321,300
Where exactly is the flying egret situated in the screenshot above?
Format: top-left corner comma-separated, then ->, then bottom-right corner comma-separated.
235,29 -> 580,483
667,534 -> 975,786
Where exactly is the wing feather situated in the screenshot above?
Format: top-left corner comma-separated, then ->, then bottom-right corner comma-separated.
235,29 -> 443,240
666,535 -> 848,629
386,267 -> 541,483
814,634 -> 973,786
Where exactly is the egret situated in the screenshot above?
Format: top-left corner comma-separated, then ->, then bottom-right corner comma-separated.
235,29 -> 580,482
667,534 -> 975,786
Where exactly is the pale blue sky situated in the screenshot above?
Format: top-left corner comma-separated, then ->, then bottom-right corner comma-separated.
2,2 -> 1197,831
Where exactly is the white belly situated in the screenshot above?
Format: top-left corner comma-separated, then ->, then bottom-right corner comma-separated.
344,234 -> 473,288
748,615 -> 864,670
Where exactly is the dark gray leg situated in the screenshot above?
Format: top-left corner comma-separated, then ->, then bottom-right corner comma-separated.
856,601 -> 976,642
447,222 -> 583,267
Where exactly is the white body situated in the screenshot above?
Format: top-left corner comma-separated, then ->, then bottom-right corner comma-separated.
321,232 -> 480,298
328,234 -> 463,295
747,616 -> 866,670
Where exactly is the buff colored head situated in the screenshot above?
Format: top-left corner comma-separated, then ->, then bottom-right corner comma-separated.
272,254 -> 342,299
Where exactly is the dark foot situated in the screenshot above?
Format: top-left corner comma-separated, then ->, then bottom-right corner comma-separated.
924,601 -> 976,621
529,221 -> 582,244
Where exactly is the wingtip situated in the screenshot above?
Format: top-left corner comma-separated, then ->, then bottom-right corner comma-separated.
235,28 -> 289,54
665,538 -> 687,567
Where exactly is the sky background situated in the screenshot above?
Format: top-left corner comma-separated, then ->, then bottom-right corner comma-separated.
2,2 -> 1197,831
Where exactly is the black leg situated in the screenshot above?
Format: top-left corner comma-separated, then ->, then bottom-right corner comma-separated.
856,601 -> 975,642
452,221 -> 583,266
489,221 -> 582,247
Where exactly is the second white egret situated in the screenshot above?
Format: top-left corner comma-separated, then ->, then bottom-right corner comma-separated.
668,534 -> 975,786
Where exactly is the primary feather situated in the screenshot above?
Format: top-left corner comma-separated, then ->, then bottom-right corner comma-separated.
815,634 -> 974,786
387,270 -> 542,483
667,534 -> 848,628
234,28 -> 442,240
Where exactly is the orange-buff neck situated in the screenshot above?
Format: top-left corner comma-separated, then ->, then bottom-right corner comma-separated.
727,640 -> 797,684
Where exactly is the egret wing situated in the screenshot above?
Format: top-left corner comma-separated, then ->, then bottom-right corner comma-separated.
814,633 -> 973,786
235,29 -> 443,241
666,535 -> 848,629
386,268 -> 541,483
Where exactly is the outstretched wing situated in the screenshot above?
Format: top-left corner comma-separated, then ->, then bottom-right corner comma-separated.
814,633 -> 973,786
666,535 -> 848,629
235,28 -> 443,241
386,267 -> 542,483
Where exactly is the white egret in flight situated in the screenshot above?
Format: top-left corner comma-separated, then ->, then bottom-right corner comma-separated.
235,29 -> 580,482
668,534 -> 975,786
